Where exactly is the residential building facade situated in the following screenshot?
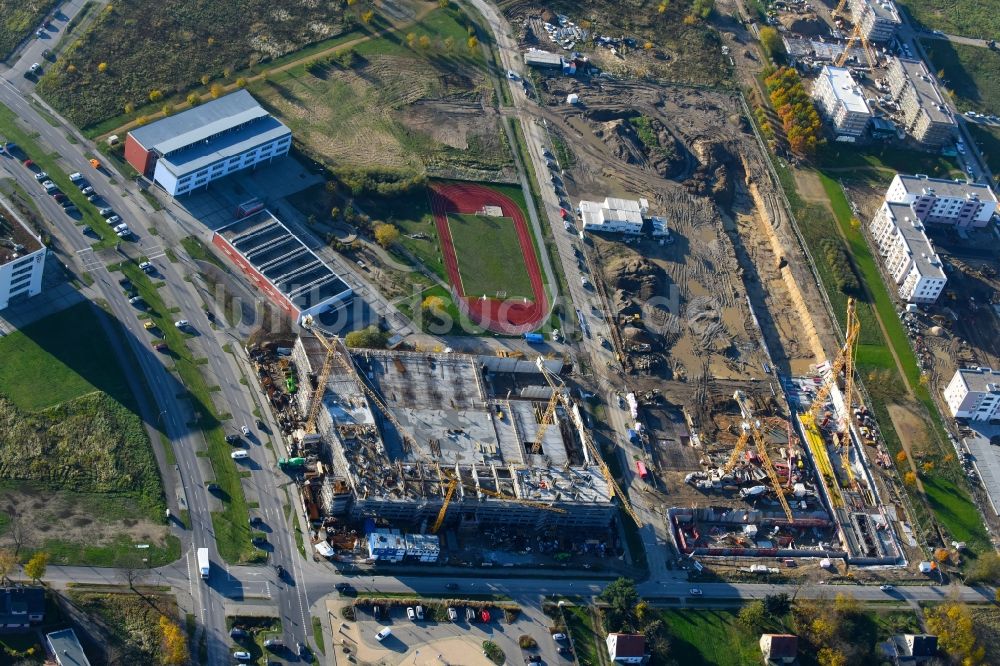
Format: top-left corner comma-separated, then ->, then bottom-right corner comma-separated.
869,202 -> 946,303
849,0 -> 901,43
124,89 -> 291,196
0,200 -> 45,311
943,367 -> 1000,421
886,173 -> 997,228
887,58 -> 956,147
580,197 -> 649,234
811,66 -> 872,139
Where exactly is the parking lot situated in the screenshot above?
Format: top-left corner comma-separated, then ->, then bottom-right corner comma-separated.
326,599 -> 573,666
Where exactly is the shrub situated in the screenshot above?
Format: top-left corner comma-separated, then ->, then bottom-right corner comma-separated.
518,635 -> 537,649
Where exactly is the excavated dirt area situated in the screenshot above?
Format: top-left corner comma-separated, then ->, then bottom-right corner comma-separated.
533,77 -> 839,378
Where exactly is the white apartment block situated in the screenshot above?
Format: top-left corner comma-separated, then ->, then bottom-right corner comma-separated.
886,173 -> 997,228
869,202 -> 946,303
580,196 -> 649,234
944,367 -> 1000,421
848,0 -> 901,43
811,66 -> 872,139
886,58 -> 956,147
0,201 -> 45,310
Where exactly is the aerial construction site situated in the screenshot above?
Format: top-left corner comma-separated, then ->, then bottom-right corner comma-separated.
248,329 -> 644,564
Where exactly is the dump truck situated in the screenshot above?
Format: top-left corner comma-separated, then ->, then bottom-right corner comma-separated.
197,547 -> 210,579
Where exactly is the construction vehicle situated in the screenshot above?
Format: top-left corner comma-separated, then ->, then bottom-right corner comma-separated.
535,357 -> 643,526
734,390 -> 795,522
279,457 -> 307,469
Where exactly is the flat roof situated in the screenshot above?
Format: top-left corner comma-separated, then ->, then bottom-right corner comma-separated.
895,58 -> 954,126
157,116 -> 289,178
218,210 -> 350,312
524,49 -> 562,66
129,90 -> 270,152
885,202 -> 945,279
816,66 -> 871,114
894,173 -> 997,203
46,628 -> 91,666
868,0 -> 901,23
956,367 -> 1000,393
0,200 -> 43,266
580,197 -> 646,226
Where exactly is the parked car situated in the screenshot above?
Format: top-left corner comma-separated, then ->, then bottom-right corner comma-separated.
233,652 -> 251,661
263,638 -> 283,649
880,584 -> 895,592
139,261 -> 153,272
106,214 -> 121,224
231,449 -> 249,460
175,319 -> 189,329
229,628 -> 247,639
225,434 -> 240,444
241,424 -> 250,436
689,588 -> 703,596
375,627 -> 392,642
80,186 -> 94,195
98,206 -> 114,217
33,171 -> 47,181
415,605 -> 424,621
407,607 -> 416,621
69,172 -> 83,182
448,607 -> 458,621
153,342 -> 167,352
552,633 -> 567,641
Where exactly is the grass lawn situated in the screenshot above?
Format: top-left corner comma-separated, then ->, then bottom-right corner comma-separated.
0,1 -> 57,59
899,0 -> 1000,40
0,302 -> 133,411
968,123 -> 1000,187
0,302 -> 175,565
251,6 -> 509,180
118,262 -> 258,563
563,605 -> 605,666
659,609 -> 773,666
448,213 -> 533,299
922,39 -> 1000,115
70,589 -> 183,662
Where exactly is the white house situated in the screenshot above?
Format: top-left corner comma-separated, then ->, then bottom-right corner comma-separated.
759,634 -> 798,664
0,199 -> 45,310
606,633 -> 646,664
580,197 -> 649,234
811,66 -> 872,139
869,202 -> 946,303
943,367 -> 1000,421
886,173 -> 997,228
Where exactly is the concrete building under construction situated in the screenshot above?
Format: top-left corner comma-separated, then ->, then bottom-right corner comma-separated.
290,334 -> 616,530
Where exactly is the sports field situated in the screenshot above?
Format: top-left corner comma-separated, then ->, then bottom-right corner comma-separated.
429,181 -> 548,334
447,213 -> 533,300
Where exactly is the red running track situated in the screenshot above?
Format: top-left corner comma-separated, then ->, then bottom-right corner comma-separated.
428,182 -> 548,334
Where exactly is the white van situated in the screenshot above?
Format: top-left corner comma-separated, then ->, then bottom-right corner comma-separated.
230,449 -> 249,460
375,627 -> 391,642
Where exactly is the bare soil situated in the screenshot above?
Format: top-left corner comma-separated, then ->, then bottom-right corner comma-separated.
0,486 -> 168,553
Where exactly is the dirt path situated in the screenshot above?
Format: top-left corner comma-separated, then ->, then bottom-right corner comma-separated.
887,404 -> 929,494
97,2 -> 438,141
792,168 -> 915,397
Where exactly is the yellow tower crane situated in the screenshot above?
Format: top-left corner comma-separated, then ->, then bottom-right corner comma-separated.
430,479 -> 458,534
807,298 -> 861,487
832,0 -> 849,17
734,390 -> 795,522
836,22 -> 879,70
722,425 -> 751,474
531,391 -> 561,455
535,358 -> 643,526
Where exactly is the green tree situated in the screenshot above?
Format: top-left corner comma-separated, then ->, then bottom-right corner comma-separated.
925,603 -> 984,665
738,599 -> 766,632
210,83 -> 225,98
236,77 -> 247,88
149,89 -> 163,103
599,578 -> 639,632
97,62 -> 108,73
23,552 -> 49,583
0,549 -> 17,584
759,26 -> 785,60
124,101 -> 135,114
361,10 -> 374,24
344,325 -> 389,349
467,36 -> 479,52
764,593 -> 791,616
187,92 -> 201,106
200,74 -> 210,86
966,551 -> 1000,585
418,35 -> 431,49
